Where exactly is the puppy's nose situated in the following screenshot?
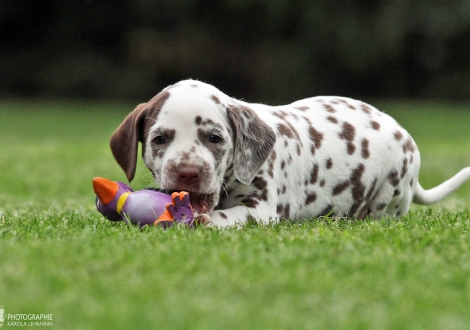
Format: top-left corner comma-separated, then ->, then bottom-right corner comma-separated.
178,166 -> 201,185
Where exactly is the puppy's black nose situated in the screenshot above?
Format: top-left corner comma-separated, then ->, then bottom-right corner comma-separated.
178,166 -> 201,185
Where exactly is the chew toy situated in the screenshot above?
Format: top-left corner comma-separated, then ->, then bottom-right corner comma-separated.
92,177 -> 194,227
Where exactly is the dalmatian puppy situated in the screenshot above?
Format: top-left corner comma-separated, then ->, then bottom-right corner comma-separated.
110,79 -> 470,228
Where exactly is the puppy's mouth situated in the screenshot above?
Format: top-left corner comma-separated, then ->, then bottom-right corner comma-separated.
172,190 -> 216,215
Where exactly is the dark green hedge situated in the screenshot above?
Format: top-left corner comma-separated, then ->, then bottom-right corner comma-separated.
2,0 -> 470,102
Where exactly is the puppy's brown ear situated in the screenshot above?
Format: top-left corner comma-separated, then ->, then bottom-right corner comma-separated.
110,91 -> 170,182
110,103 -> 148,182
226,104 -> 276,184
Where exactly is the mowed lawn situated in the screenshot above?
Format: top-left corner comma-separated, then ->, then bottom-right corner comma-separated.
0,100 -> 469,330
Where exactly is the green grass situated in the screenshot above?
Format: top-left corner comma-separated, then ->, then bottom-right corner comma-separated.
1,100 -> 470,329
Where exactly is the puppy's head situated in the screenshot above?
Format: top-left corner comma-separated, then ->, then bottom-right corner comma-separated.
110,80 -> 276,214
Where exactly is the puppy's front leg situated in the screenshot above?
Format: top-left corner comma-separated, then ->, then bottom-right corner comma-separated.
196,202 -> 278,228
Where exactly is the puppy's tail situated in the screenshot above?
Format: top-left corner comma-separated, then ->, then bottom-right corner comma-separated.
413,167 -> 470,205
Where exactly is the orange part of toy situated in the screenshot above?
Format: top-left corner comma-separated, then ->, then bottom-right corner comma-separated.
173,191 -> 190,201
155,204 -> 175,223
92,177 -> 119,205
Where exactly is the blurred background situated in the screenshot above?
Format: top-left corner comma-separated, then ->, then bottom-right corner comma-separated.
2,0 -> 470,104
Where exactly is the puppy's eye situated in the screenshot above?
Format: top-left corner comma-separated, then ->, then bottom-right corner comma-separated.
153,135 -> 167,145
208,134 -> 222,144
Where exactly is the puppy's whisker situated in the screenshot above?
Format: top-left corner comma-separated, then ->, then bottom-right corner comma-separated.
220,182 -> 229,198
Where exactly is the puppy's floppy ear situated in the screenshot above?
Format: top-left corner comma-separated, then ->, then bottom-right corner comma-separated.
110,103 -> 148,182
110,91 -> 170,182
226,104 -> 276,184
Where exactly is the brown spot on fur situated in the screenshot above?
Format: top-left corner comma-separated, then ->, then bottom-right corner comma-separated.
339,122 -> 355,142
325,158 -> 333,169
347,143 -> 356,155
323,104 -> 336,113
252,176 -> 268,193
201,118 -> 221,128
195,116 -> 202,125
241,197 -> 259,208
267,150 -> 276,178
278,123 -> 294,138
348,164 -> 366,216
364,177 -> 378,203
327,116 -> 338,124
338,122 -> 356,155
403,138 -> 415,153
274,112 -> 302,146
333,181 -> 350,195
272,110 -> 289,119
388,170 -> 400,187
361,104 -> 372,115
310,144 -> 316,155
295,106 -> 309,111
393,189 -> 401,197
394,131 -> 403,141
361,138 -> 370,159
371,121 -> 380,130
305,192 -> 317,205
401,158 -> 408,178
282,204 -> 291,219
356,178 -> 378,220
219,212 -> 228,219
179,151 -> 191,162
350,164 -> 365,185
211,95 -> 221,104
309,126 -> 323,148
310,164 -> 319,184
332,163 -> 366,215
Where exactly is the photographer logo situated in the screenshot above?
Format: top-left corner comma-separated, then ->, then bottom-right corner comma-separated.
0,306 -> 53,327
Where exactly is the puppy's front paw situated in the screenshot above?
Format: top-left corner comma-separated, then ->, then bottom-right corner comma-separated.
194,213 -> 214,227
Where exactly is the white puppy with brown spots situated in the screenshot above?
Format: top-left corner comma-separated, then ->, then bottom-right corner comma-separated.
110,79 -> 470,228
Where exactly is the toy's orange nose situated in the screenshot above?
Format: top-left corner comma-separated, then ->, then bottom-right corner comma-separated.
92,177 -> 119,205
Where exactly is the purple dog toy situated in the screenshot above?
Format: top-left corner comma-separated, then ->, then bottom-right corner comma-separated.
93,177 -> 194,227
